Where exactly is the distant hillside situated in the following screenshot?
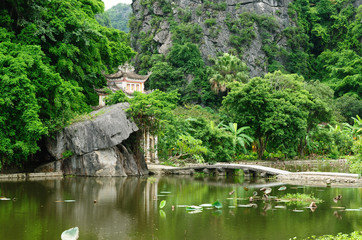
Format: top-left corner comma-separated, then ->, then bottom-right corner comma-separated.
96,3 -> 132,33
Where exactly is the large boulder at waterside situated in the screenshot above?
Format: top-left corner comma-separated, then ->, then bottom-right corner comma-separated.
39,103 -> 148,176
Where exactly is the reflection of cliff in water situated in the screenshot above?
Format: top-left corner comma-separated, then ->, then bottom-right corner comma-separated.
0,176 -> 361,239
47,177 -> 159,239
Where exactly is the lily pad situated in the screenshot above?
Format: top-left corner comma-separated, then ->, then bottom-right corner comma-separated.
344,209 -> 361,211
159,209 -> 166,218
186,205 -> 203,211
278,186 -> 287,191
238,204 -> 255,208
0,197 -> 11,201
212,200 -> 222,209
61,227 -> 79,240
331,206 -> 345,209
292,209 -> 304,212
188,210 -> 203,214
159,200 -> 166,209
64,200 -> 76,203
264,188 -> 272,194
274,205 -> 287,209
199,203 -> 213,207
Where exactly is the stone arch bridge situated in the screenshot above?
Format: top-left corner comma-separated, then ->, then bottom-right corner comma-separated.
162,163 -> 290,177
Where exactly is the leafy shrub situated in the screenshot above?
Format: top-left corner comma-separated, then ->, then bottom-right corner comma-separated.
237,152 -> 258,161
205,18 -> 217,27
301,231 -> 362,240
105,89 -> 128,105
279,193 -> 322,207
62,150 -> 74,159
349,136 -> 362,174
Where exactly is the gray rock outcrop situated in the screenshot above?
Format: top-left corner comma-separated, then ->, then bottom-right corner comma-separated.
38,103 -> 148,176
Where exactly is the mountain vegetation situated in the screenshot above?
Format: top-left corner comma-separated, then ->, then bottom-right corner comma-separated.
126,0 -> 361,169
0,0 -> 361,172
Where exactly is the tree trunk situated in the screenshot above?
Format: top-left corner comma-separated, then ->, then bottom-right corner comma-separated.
299,137 -> 306,158
257,137 -> 266,160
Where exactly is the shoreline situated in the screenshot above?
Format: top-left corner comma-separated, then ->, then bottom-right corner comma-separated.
0,160 -> 360,187
0,172 -> 63,181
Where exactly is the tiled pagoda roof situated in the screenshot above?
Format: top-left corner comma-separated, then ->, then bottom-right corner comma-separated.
102,63 -> 151,82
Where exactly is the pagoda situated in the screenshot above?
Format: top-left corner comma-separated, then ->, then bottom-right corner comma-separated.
95,63 -> 151,106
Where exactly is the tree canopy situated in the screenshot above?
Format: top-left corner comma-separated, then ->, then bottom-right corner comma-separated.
209,53 -> 249,94
222,71 -> 331,159
0,0 -> 135,168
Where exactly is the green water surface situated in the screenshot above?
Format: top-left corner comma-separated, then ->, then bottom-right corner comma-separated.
0,176 -> 361,240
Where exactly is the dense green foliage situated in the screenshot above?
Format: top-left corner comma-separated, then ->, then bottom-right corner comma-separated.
278,193 -> 322,207
0,0 -> 134,168
0,41 -> 87,166
126,90 -> 179,134
96,3 -> 132,32
1,0 -> 135,105
288,0 -> 361,96
222,71 -> 331,159
209,53 -> 249,94
301,231 -> 362,240
105,89 -> 127,105
348,116 -> 362,174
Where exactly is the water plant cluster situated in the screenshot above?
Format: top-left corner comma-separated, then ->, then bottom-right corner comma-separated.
278,193 -> 323,207
157,186 -> 327,216
297,231 -> 362,240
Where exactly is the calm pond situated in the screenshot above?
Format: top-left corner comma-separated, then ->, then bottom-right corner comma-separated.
0,176 -> 361,240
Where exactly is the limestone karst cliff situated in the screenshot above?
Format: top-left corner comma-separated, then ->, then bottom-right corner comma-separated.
130,0 -> 295,77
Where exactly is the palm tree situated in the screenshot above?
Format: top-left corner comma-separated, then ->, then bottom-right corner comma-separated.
221,122 -> 253,154
209,53 -> 249,93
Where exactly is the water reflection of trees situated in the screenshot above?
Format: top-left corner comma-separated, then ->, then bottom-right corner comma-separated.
0,177 -> 360,239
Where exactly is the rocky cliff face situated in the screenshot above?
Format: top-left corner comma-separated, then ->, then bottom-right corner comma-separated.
130,0 -> 293,77
37,103 -> 148,176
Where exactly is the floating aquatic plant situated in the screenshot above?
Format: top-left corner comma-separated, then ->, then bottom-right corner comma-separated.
199,203 -> 213,207
159,200 -> 166,209
0,197 -> 11,201
147,177 -> 157,184
278,186 -> 287,191
61,227 -> 79,240
212,200 -> 222,209
186,205 -> 203,211
278,193 -> 322,207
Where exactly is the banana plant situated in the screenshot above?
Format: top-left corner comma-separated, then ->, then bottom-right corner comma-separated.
221,122 -> 253,154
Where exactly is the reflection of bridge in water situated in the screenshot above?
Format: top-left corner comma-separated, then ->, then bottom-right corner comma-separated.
162,163 -> 291,177
156,163 -> 361,187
